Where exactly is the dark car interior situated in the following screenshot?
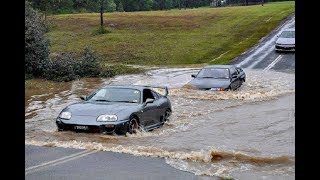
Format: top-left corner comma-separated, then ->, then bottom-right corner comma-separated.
143,89 -> 155,102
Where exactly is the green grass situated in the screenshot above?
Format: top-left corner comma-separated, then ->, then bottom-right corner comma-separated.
47,1 -> 294,66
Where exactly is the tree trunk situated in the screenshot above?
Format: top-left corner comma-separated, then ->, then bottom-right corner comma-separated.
44,0 -> 47,21
100,0 -> 104,27
245,0 -> 248,6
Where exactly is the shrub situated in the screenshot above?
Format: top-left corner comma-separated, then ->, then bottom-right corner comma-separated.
25,2 -> 50,77
45,47 -> 101,81
74,47 -> 100,77
92,26 -> 111,35
45,53 -> 77,82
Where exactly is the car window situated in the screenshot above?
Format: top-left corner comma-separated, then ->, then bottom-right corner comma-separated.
151,90 -> 159,100
229,67 -> 237,75
236,68 -> 242,74
279,31 -> 295,38
197,68 -> 230,79
143,89 -> 155,102
88,88 -> 141,103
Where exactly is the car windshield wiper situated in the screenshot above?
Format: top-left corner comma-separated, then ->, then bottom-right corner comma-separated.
94,99 -> 111,102
200,76 -> 214,78
113,100 -> 137,103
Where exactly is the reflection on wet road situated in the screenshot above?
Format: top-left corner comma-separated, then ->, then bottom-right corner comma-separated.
25,67 -> 294,179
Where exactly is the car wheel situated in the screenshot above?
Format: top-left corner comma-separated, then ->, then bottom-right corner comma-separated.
57,124 -> 64,131
128,117 -> 139,134
164,109 -> 171,122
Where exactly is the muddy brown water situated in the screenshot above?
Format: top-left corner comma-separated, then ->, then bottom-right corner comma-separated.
25,68 -> 295,179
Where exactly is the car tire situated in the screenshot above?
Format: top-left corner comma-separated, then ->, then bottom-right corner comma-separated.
164,109 -> 171,122
128,117 -> 139,134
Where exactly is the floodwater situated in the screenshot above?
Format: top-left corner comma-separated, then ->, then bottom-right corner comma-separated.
25,68 -> 295,179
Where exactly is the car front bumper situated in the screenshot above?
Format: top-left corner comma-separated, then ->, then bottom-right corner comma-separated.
275,44 -> 295,51
56,118 -> 129,134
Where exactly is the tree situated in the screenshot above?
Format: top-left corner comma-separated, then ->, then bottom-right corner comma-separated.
100,0 -> 104,27
25,2 -> 50,78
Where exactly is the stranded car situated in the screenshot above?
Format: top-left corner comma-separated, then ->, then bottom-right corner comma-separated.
56,85 -> 172,135
188,65 -> 246,91
275,28 -> 295,52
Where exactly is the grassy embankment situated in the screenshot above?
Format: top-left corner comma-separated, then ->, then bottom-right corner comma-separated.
47,1 -> 294,67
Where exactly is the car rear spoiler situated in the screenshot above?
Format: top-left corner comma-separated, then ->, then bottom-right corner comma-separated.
145,86 -> 169,97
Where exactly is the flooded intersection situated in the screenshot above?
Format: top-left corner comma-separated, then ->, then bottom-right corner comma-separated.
25,68 -> 295,179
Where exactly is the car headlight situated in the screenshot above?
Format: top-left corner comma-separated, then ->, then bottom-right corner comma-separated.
59,112 -> 72,120
97,115 -> 118,122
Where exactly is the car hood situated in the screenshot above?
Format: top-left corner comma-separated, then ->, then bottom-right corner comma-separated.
64,101 -> 141,117
276,38 -> 295,45
188,78 -> 231,89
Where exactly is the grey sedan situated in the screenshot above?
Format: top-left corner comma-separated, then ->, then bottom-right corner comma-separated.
275,28 -> 295,52
56,85 -> 172,135
188,65 -> 246,91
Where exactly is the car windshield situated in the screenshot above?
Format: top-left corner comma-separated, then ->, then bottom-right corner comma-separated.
279,30 -> 295,38
88,88 -> 141,103
196,68 -> 230,79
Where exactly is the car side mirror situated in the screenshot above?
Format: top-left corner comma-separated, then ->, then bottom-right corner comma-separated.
191,74 -> 196,78
80,96 -> 87,101
145,98 -> 154,104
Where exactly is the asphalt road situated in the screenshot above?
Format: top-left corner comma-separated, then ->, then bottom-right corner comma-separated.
25,145 -> 211,180
233,14 -> 295,73
25,14 -> 295,180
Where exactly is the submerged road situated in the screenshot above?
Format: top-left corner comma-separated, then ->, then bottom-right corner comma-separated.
26,14 -> 295,180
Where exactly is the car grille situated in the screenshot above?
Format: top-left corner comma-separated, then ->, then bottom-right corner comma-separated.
275,45 -> 295,50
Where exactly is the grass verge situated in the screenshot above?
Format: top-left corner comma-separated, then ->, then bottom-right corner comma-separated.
47,1 -> 294,66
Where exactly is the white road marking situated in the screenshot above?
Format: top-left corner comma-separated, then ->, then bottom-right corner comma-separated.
25,149 -> 100,175
264,55 -> 283,71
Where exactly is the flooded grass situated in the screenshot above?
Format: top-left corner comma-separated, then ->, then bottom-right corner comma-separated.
25,79 -> 72,107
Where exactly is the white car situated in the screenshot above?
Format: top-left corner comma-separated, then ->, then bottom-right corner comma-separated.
275,28 -> 295,52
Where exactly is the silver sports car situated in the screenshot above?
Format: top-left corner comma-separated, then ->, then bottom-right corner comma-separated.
275,28 -> 295,52
56,85 -> 172,135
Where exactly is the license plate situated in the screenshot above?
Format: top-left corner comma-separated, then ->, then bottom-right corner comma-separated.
210,88 -> 218,91
74,125 -> 89,130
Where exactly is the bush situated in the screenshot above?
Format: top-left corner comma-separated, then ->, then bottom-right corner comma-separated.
45,47 -> 101,82
74,47 -> 100,77
92,26 -> 111,35
45,53 -> 77,82
25,2 -> 50,77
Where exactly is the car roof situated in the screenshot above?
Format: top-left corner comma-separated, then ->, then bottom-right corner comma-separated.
203,65 -> 237,69
101,85 -> 154,91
